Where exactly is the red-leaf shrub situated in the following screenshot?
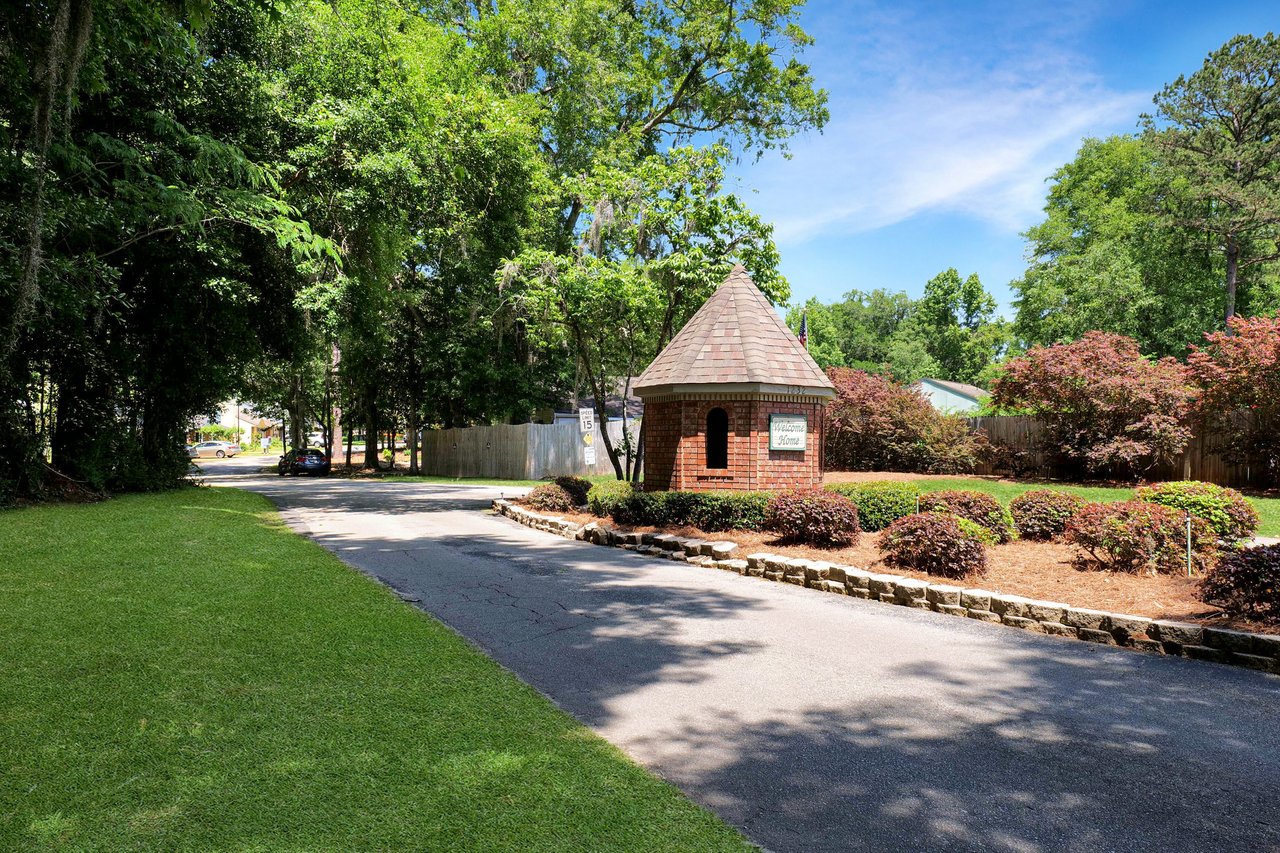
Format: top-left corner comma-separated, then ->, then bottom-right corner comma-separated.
525,483 -> 576,512
1134,481 -> 1259,542
990,332 -> 1197,476
553,476 -> 593,506
1065,500 -> 1218,575
917,490 -> 1013,543
1010,490 -> 1086,540
1188,315 -> 1280,486
878,512 -> 989,579
824,368 -> 986,474
765,488 -> 860,547
1199,543 -> 1280,623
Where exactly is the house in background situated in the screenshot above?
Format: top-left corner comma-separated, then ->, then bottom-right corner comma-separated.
913,378 -> 988,414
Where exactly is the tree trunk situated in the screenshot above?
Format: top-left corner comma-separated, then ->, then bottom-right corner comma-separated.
1224,235 -> 1240,327
363,399 -> 379,469
408,410 -> 420,475
631,418 -> 645,485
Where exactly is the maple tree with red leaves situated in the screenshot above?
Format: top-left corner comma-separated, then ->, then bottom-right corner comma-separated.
990,332 -> 1197,477
1188,315 -> 1280,485
823,368 -> 985,473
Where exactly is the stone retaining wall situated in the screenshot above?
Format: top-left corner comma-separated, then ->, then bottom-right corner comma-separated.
492,500 -> 1280,675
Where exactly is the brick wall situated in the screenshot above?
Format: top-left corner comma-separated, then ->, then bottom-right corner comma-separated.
642,395 -> 825,492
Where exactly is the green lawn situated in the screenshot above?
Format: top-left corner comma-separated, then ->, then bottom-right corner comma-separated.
0,488 -> 748,852
909,478 -> 1280,537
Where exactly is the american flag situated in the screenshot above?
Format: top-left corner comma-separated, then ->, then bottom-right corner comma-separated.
798,310 -> 808,348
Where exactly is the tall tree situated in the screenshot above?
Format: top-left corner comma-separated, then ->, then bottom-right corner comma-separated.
1143,33 -> 1280,324
912,268 -> 1008,384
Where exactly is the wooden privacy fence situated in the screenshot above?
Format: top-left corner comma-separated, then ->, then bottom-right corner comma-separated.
419,421 -> 632,480
969,415 -> 1258,487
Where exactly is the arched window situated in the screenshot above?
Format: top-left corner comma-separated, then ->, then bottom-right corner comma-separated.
705,407 -> 729,469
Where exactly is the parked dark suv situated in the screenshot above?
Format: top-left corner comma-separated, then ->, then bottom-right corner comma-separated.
278,447 -> 332,476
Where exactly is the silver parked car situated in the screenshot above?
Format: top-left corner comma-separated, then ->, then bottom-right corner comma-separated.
189,440 -> 241,458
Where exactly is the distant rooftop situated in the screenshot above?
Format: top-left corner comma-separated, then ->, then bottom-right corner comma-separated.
917,377 -> 988,401
634,265 -> 834,396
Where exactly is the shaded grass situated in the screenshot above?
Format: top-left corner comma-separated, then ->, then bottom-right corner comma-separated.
909,478 -> 1280,537
0,488 -> 749,852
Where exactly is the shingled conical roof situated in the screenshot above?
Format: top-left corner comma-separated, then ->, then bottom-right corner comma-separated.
633,265 -> 834,397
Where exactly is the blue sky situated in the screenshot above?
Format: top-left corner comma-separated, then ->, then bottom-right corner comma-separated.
732,0 -> 1277,317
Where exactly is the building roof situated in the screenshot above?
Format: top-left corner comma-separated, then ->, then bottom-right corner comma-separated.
633,265 -> 835,397
918,377 -> 988,401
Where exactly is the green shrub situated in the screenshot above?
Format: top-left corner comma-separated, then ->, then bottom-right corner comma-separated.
877,512 -> 989,578
611,490 -> 769,531
825,481 -> 921,531
917,489 -> 1013,543
1199,543 -> 1280,623
765,488 -> 860,547
1009,489 -> 1086,540
687,492 -> 771,531
587,480 -> 634,517
525,483 -> 576,513
1135,481 -> 1260,542
1065,500 -> 1219,575
552,476 -> 593,506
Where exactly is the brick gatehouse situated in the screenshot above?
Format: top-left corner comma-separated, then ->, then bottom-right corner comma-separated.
633,265 -> 835,492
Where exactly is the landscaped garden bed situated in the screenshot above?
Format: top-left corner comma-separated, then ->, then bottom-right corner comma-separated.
513,475 -> 1280,641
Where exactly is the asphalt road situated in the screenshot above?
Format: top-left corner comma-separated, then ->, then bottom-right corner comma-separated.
201,457 -> 1280,853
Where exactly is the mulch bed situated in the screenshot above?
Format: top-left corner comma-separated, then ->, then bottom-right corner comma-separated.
536,505 -> 1278,637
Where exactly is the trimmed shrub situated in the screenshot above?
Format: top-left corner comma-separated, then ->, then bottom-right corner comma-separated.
1199,543 -> 1280,623
877,512 -> 989,579
917,490 -> 1013,543
765,488 -> 860,547
1065,500 -> 1219,575
825,481 -> 921,531
611,490 -> 769,531
525,483 -> 576,512
1135,481 -> 1260,542
587,480 -> 634,517
1009,490 -> 1086,540
687,492 -> 771,531
553,476 -> 593,506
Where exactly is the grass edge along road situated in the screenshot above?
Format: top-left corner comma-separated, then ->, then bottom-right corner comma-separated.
0,488 -> 750,852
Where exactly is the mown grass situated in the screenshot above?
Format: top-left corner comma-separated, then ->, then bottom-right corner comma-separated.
0,488 -> 749,852
910,478 -> 1280,537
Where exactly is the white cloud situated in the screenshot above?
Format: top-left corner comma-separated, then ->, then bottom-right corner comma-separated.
738,1 -> 1149,244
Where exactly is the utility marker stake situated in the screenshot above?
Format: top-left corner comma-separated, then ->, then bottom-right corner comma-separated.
1186,512 -> 1193,578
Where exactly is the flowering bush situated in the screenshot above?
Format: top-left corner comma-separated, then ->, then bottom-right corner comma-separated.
1135,481 -> 1259,542
525,483 -> 576,512
1188,315 -> 1280,486
765,488 -> 860,547
824,368 -> 986,473
878,512 -> 989,579
553,476 -> 594,506
1065,500 -> 1218,575
1199,544 -> 1280,623
990,332 -> 1197,476
825,481 -> 921,531
1009,490 -> 1086,540
917,490 -> 1013,543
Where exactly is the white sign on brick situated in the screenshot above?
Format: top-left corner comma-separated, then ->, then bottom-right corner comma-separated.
768,413 -> 807,451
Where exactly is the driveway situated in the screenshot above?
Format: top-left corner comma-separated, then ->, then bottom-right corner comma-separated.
203,460 -> 1280,853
